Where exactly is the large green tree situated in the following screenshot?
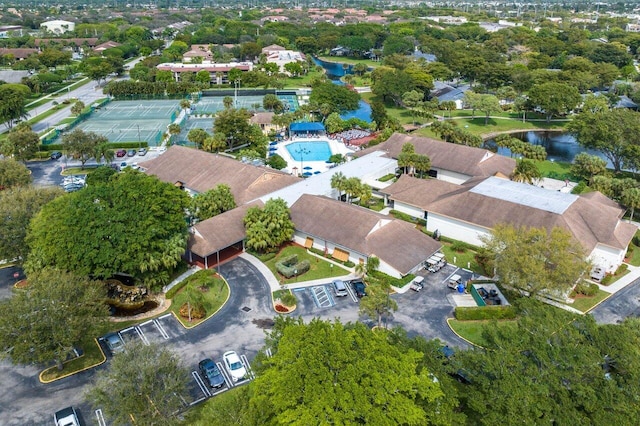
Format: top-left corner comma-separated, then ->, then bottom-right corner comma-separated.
481,224 -> 588,297
244,198 -> 294,253
213,108 -> 268,155
453,299 -> 640,424
0,268 -> 110,368
26,171 -> 190,288
191,184 -> 236,223
87,342 -> 188,425
0,83 -> 30,129
0,158 -> 31,190
1,124 -> 40,162
61,129 -> 109,169
568,108 -> 640,172
250,318 -> 445,425
309,81 -> 360,113
0,186 -> 63,264
527,82 -> 581,122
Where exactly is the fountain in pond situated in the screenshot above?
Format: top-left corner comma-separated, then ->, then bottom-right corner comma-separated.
106,278 -> 158,317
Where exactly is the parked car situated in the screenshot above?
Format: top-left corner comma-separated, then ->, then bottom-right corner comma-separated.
138,147 -> 147,156
104,332 -> 124,354
199,358 -> 225,388
332,279 -> 348,297
50,151 -> 62,160
127,149 -> 136,157
54,406 -> 80,426
119,162 -> 128,170
351,280 -> 366,298
223,351 -> 247,382
116,149 -> 126,157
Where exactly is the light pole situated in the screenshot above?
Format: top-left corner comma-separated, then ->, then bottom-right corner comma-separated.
234,79 -> 240,108
136,124 -> 141,149
295,146 -> 310,177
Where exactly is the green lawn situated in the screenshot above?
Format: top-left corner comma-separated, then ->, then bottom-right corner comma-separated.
568,289 -> 610,313
281,69 -> 324,88
533,159 -> 574,179
169,270 -> 229,328
440,243 -> 485,275
61,167 -> 99,175
413,116 -> 568,139
264,245 -> 349,285
448,319 -> 518,347
317,56 -> 380,68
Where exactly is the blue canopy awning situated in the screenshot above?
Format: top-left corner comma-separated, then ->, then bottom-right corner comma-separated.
290,122 -> 325,132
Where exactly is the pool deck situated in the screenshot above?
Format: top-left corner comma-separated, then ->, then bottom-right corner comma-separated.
273,137 -> 355,176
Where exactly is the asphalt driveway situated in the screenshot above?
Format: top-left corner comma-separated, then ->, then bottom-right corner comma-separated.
590,279 -> 640,324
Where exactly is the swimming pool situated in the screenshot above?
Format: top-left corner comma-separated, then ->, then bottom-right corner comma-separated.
286,141 -> 332,161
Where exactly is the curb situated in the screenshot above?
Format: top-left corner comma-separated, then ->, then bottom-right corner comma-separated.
39,338 -> 107,384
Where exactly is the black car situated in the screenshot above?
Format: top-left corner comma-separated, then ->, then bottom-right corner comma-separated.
50,151 -> 62,160
352,280 -> 366,298
199,358 -> 225,388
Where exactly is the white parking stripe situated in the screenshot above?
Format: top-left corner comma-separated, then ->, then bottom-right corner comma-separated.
345,281 -> 358,303
192,370 -> 211,397
217,361 -> 234,388
240,354 -> 255,380
95,409 -> 106,426
153,319 -> 170,339
134,326 -> 150,346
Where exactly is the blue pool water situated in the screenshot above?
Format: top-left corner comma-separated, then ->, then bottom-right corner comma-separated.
286,141 -> 332,161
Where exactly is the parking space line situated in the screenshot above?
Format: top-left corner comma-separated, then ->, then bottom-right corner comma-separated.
139,319 -> 154,327
95,409 -> 106,426
159,313 -> 172,319
217,361 -> 234,388
153,319 -> 170,340
192,371 -> 211,397
345,281 -> 358,303
312,286 -> 334,308
134,326 -> 150,346
240,354 -> 255,380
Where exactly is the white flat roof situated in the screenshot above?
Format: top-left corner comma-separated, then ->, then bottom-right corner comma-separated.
470,176 -> 578,215
258,151 -> 397,206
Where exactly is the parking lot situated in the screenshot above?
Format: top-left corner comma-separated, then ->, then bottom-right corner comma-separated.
99,314 -> 185,357
293,281 -> 360,316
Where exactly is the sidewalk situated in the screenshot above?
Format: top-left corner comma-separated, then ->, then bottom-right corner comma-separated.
597,263 -> 640,294
162,265 -> 201,293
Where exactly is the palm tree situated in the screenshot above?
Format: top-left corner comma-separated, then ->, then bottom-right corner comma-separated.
223,96 -> 234,109
622,188 -> 640,221
180,99 -> 191,112
94,142 -> 114,164
511,159 -> 542,185
168,124 -> 181,144
330,172 -> 347,201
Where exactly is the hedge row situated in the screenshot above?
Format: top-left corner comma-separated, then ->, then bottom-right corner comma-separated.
389,210 -> 426,227
454,305 -> 517,320
369,270 -> 415,288
39,141 -> 149,151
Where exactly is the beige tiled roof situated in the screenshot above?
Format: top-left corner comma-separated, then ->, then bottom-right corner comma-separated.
140,145 -> 300,205
357,132 -> 516,179
290,194 -> 441,274
249,112 -> 275,125
189,201 -> 262,257
383,175 -> 635,252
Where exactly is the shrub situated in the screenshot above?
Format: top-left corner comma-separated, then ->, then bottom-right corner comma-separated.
574,281 -> 598,297
454,305 -> 517,320
450,241 -> 467,253
344,260 -> 355,268
571,181 -> 588,194
179,302 -> 205,320
259,252 -> 277,262
616,263 -> 628,275
275,254 -> 310,278
166,269 -> 212,299
280,292 -> 297,307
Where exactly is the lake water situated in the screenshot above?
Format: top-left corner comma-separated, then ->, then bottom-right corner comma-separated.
313,57 -> 371,122
485,131 -> 610,165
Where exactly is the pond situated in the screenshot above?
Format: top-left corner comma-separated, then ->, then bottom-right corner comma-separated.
485,131 -> 610,166
313,56 -> 372,123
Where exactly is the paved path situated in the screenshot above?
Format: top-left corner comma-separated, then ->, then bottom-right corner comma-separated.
163,266 -> 201,293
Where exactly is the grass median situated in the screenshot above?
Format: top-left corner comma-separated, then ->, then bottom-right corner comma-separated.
168,270 -> 229,328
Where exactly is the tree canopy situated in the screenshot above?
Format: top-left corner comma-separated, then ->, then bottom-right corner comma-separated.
250,318 -> 445,425
87,342 -> 188,425
0,268 -> 110,367
309,81 -> 360,113
0,158 -> 31,190
191,184 -> 236,223
1,124 -> 39,162
244,198 -> 295,253
26,171 -> 190,288
0,186 -> 64,264
481,224 -> 588,297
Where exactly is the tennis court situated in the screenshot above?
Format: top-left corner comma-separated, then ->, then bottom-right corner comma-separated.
64,100 -> 180,146
176,117 -> 214,146
192,93 -> 299,114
